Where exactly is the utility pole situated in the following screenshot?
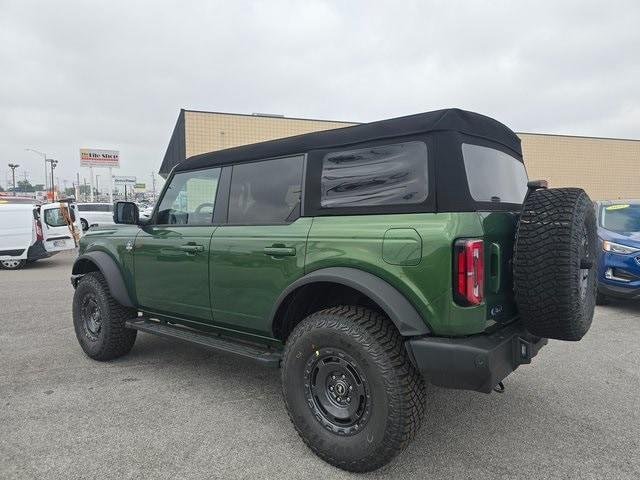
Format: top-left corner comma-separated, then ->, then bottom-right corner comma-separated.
8,163 -> 19,196
46,159 -> 58,201
25,148 -> 49,192
151,171 -> 157,202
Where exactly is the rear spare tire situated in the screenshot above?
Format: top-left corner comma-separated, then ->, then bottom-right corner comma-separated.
513,187 -> 597,341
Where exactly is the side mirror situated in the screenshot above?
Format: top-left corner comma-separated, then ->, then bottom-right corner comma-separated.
113,201 -> 140,225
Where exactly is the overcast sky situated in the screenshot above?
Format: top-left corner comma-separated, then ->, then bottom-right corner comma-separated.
1,0 -> 638,188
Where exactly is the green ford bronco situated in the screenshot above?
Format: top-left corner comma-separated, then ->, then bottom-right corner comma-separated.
71,109 -> 597,472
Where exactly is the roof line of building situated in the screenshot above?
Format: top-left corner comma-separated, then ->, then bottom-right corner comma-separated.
182,108 -> 359,126
181,108 -> 639,143
517,131 -> 640,143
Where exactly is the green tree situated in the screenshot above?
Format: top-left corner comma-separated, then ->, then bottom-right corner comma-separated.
17,180 -> 34,192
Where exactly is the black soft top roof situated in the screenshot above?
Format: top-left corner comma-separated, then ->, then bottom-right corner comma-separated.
175,108 -> 521,173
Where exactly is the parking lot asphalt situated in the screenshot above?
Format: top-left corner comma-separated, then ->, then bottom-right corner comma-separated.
1,251 -> 639,480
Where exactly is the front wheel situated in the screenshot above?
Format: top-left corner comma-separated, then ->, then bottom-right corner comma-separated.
72,271 -> 138,360
281,306 -> 426,472
1,259 -> 26,270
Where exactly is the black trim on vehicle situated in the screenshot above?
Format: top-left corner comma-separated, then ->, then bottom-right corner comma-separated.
0,249 -> 25,256
270,267 -> 431,336
71,252 -> 134,308
26,241 -> 49,261
406,322 -> 547,393
45,235 -> 71,241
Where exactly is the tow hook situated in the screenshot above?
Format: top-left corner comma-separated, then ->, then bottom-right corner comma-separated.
493,381 -> 505,394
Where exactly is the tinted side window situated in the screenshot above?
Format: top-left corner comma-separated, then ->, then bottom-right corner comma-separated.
320,141 -> 428,208
228,156 -> 303,224
156,168 -> 221,225
77,204 -> 89,212
462,144 -> 528,204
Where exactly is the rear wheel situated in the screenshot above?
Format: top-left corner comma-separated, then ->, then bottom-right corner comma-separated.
281,306 -> 425,472
0,259 -> 26,270
72,271 -> 137,360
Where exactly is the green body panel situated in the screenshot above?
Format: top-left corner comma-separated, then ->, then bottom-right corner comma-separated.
77,210 -> 518,339
478,211 -> 519,325
209,218 -> 313,335
78,225 -> 140,302
134,225 -> 216,321
306,213 -> 489,336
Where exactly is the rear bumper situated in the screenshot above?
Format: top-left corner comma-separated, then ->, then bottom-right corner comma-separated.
406,322 -> 547,393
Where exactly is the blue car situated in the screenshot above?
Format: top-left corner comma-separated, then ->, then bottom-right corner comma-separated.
596,200 -> 640,303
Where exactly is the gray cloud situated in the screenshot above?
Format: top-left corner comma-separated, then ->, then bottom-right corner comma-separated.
1,0 -> 638,187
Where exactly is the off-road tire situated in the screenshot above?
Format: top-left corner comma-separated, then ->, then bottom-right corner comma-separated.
72,271 -> 137,360
0,259 -> 26,270
513,188 -> 597,341
281,306 -> 426,472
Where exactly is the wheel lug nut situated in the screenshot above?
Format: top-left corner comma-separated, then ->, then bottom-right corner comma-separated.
336,396 -> 341,402
341,374 -> 346,379
349,386 -> 353,391
329,386 -> 334,391
347,397 -> 351,403
332,375 -> 336,380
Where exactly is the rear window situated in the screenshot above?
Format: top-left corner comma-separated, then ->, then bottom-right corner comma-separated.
44,206 -> 75,226
600,204 -> 640,233
462,144 -> 528,204
320,141 -> 428,208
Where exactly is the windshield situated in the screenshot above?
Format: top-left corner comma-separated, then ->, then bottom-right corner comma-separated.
600,204 -> 640,233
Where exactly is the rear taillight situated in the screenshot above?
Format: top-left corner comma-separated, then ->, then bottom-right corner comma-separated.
453,239 -> 484,306
35,219 -> 43,241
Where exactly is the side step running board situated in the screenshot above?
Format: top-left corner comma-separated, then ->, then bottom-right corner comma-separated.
125,318 -> 281,368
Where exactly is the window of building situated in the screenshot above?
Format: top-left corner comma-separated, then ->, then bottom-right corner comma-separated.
320,141 -> 428,208
156,168 -> 221,224
228,156 -> 304,224
462,143 -> 528,204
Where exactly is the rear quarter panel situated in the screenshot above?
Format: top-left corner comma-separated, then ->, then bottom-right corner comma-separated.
305,212 -> 487,336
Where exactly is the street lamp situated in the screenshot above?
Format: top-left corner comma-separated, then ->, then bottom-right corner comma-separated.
46,159 -> 58,201
95,174 -> 100,199
25,148 -> 49,192
8,163 -> 19,196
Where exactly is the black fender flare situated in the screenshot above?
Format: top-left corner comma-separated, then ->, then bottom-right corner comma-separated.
71,251 -> 135,308
271,267 -> 430,336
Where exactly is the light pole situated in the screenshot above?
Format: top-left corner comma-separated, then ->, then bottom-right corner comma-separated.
46,159 -> 58,201
25,148 -> 49,192
95,174 -> 100,200
8,163 -> 19,196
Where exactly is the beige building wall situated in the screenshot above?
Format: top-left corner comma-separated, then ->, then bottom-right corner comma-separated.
174,110 -> 640,201
519,133 -> 640,201
184,111 -> 356,158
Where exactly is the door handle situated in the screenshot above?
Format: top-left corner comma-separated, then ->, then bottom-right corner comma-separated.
180,244 -> 205,254
489,242 -> 501,293
263,245 -> 296,257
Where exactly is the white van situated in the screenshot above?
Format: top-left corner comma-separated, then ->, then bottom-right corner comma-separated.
0,199 -> 83,270
76,203 -> 113,231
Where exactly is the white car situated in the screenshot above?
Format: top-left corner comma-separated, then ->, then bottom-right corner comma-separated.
76,203 -> 114,231
0,199 -> 83,269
